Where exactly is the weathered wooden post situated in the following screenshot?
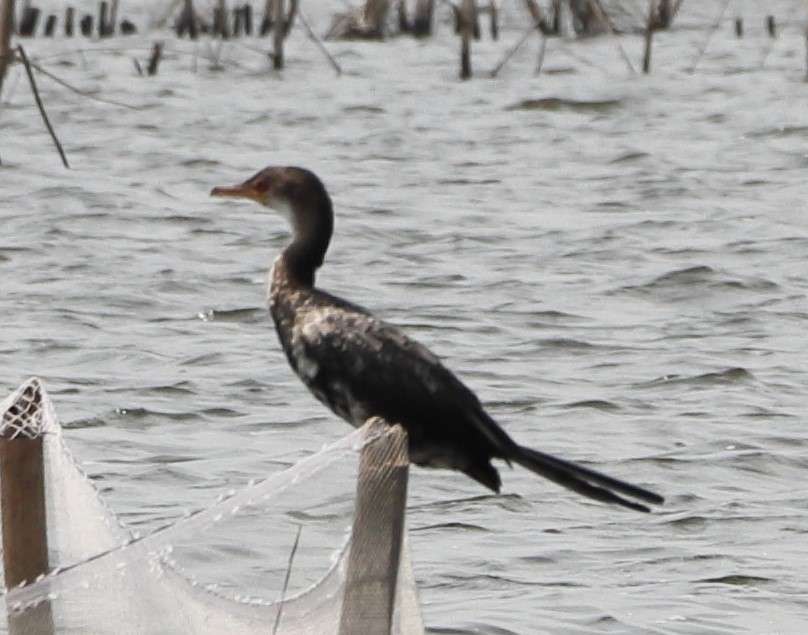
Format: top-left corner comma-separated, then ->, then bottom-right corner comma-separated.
147,41 -> 162,75
734,16 -> 742,37
365,0 -> 391,38
642,0 -> 655,74
488,0 -> 498,40
98,1 -> 108,37
79,14 -> 92,36
412,0 -> 433,37
109,0 -> 118,35
551,0 -> 561,33
243,3 -> 253,35
232,5 -> 242,36
272,0 -> 284,69
214,0 -> 229,37
43,13 -> 55,36
766,15 -> 776,38
459,0 -> 474,80
339,420 -> 409,635
176,0 -> 198,38
0,380 -> 54,635
64,6 -> 74,36
804,25 -> 808,82
18,5 -> 38,36
524,0 -> 549,34
0,0 -> 14,95
397,0 -> 409,33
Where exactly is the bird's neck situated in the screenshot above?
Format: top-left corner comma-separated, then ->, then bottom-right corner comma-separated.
279,201 -> 333,288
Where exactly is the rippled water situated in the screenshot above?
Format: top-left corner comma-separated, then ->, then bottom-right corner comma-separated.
2,1 -> 808,632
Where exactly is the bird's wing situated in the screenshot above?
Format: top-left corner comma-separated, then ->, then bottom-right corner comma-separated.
295,304 -> 516,453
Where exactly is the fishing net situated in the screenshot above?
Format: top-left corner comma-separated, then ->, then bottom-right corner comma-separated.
0,378 -> 424,634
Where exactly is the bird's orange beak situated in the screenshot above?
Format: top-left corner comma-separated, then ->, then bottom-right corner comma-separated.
210,182 -> 263,202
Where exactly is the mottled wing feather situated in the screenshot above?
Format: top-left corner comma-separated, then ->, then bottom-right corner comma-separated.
295,304 -> 515,455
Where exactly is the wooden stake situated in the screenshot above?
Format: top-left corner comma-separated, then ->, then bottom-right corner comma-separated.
0,0 -> 15,96
64,7 -> 74,36
80,14 -> 92,37
147,41 -> 162,75
642,0 -> 655,74
272,0 -> 284,69
17,46 -> 70,168
243,3 -> 253,35
98,1 -> 108,37
412,0 -> 433,37
43,13 -> 55,36
298,9 -> 341,76
535,31 -> 547,74
397,0 -> 409,33
119,17 -> 135,34
551,0 -> 561,34
338,420 -> 408,635
108,0 -> 117,35
804,25 -> 808,82
734,16 -> 742,37
232,6 -> 242,36
766,15 -> 776,38
18,5 -> 37,36
489,0 -> 498,40
459,0 -> 473,79
0,383 -> 54,634
284,0 -> 297,36
489,21 -> 534,78
214,0 -> 228,38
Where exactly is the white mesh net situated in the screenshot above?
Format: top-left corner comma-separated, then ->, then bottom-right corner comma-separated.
0,378 -> 424,634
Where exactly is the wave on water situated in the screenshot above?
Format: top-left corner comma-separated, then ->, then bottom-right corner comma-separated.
560,399 -> 621,412
636,367 -> 755,388
618,266 -> 780,298
197,307 -> 265,323
505,97 -> 623,113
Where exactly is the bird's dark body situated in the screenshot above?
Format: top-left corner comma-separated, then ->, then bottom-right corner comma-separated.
269,256 -> 513,491
211,165 -> 663,512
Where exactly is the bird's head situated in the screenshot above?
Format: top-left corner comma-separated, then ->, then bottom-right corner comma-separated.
210,166 -> 332,233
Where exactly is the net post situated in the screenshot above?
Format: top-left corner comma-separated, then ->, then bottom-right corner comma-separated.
0,380 -> 54,634
339,418 -> 409,635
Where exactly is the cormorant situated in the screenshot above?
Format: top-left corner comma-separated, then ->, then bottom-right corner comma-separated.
211,166 -> 663,512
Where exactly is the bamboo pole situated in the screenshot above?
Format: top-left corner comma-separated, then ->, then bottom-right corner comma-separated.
98,1 -> 108,37
17,45 -> 70,168
0,382 -> 54,634
412,0 -> 433,37
459,0 -> 474,80
80,14 -> 92,37
272,0 -> 284,69
397,0 -> 409,33
109,0 -> 118,35
551,0 -> 560,34
642,0 -> 655,74
489,21 -> 535,78
338,420 -> 409,635
147,41 -> 162,75
64,7 -> 74,36
298,9 -> 341,75
362,0 -> 391,38
17,5 -> 36,36
535,30 -> 547,74
804,25 -> 808,82
0,0 -> 14,95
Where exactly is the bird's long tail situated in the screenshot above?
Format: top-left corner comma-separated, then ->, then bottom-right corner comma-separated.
511,445 -> 664,513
